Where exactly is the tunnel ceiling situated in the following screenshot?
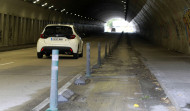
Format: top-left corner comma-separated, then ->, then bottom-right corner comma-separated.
25,0 -> 147,22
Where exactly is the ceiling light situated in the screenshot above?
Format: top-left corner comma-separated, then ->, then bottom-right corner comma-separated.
33,0 -> 40,4
61,9 -> 65,12
42,3 -> 47,7
49,5 -> 54,9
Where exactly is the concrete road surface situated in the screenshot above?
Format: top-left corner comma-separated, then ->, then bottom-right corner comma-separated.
0,34 -> 118,111
39,35 -> 176,111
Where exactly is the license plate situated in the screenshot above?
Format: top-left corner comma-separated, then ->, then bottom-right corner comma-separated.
51,38 -> 63,41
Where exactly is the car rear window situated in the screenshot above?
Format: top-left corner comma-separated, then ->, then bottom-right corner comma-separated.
44,26 -> 73,37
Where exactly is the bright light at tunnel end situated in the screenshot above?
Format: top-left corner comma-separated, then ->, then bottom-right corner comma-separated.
104,18 -> 138,33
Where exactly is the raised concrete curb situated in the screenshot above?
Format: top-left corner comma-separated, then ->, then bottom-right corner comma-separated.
32,74 -> 82,111
140,60 -> 181,111
0,44 -> 36,52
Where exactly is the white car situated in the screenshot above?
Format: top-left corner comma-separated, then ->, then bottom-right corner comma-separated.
37,24 -> 83,59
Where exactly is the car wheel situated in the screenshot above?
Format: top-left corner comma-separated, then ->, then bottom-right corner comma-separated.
73,47 -> 79,59
46,53 -> 50,57
73,53 -> 79,59
79,48 -> 83,57
37,52 -> 43,58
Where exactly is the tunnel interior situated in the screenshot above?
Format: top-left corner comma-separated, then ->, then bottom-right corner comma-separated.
0,0 -> 190,54
104,18 -> 138,33
1,1 -> 190,110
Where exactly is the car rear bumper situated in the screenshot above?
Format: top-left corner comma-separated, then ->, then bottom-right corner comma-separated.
40,46 -> 73,55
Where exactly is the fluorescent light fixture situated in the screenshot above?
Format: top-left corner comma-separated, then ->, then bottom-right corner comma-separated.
61,9 -> 66,12
42,3 -> 47,7
33,0 -> 40,4
49,5 -> 54,9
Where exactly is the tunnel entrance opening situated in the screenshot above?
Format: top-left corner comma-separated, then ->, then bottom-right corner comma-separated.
104,18 -> 137,33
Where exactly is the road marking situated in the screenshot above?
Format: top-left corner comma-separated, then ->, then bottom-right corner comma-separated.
0,62 -> 14,66
32,74 -> 82,111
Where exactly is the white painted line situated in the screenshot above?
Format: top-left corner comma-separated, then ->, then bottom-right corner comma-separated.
32,98 -> 49,111
0,62 -> 14,66
58,74 -> 81,95
32,74 -> 82,111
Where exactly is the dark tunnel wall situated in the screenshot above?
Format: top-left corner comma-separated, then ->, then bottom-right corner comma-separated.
133,0 -> 190,54
0,0 -> 104,49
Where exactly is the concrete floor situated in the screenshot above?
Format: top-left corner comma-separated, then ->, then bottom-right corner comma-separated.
41,35 -> 176,111
0,33 -> 186,111
56,36 -> 145,111
131,35 -> 190,111
0,34 -> 118,111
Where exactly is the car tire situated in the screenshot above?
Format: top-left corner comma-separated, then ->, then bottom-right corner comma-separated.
37,52 -> 43,58
79,48 -> 83,57
73,53 -> 79,59
46,53 -> 50,57
73,46 -> 79,59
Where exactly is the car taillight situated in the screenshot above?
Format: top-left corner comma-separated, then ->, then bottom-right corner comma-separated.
40,34 -> 45,38
41,48 -> 44,52
70,35 -> 76,39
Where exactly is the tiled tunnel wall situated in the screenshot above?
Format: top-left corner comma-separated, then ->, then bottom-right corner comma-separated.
0,0 -> 104,49
0,13 -> 58,47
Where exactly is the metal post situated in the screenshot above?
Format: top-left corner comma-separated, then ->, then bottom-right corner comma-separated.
111,41 -> 113,53
105,42 -> 107,58
114,40 -> 116,49
112,41 -> 114,51
46,50 -> 59,111
109,41 -> 111,55
98,42 -> 101,66
86,43 -> 91,77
